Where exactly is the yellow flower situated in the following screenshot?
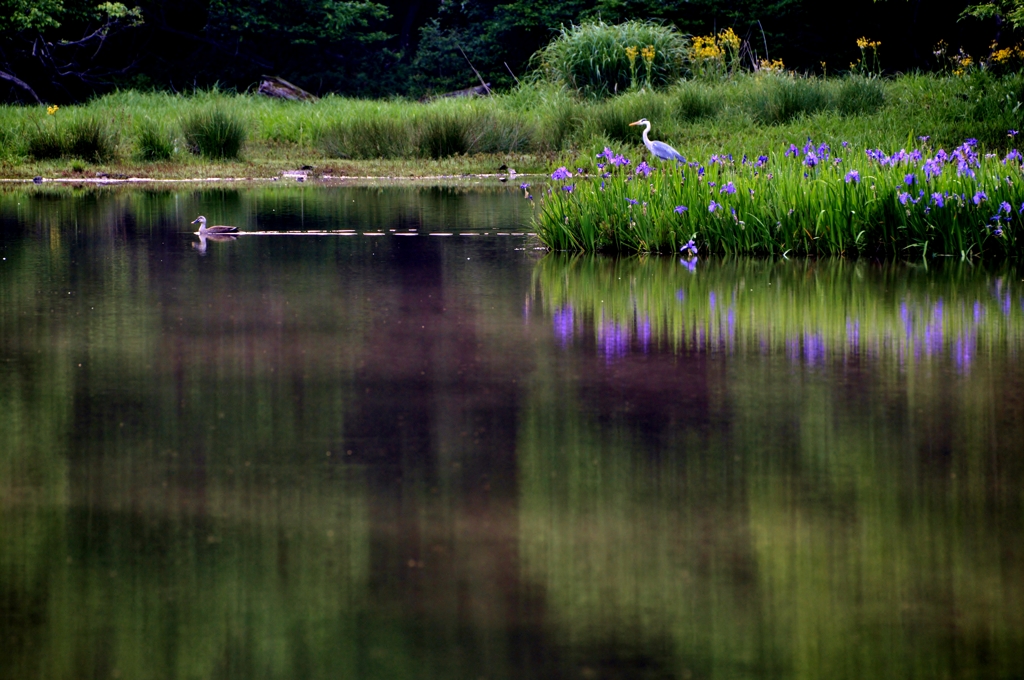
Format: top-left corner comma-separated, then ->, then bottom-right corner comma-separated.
46,105 -> 59,115
856,37 -> 881,50
718,27 -> 740,51
625,45 -> 638,62
641,45 -> 655,64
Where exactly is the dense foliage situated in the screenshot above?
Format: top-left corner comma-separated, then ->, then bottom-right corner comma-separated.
0,0 -> 1013,102
535,127 -> 1024,258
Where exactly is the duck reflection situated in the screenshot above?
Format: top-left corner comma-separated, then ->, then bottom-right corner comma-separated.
192,232 -> 238,254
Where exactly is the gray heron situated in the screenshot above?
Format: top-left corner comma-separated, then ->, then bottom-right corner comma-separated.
629,118 -> 685,162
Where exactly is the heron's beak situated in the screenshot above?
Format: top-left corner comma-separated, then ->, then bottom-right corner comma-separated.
628,120 -> 642,126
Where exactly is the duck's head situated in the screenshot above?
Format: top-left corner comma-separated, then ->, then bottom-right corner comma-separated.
191,216 -> 207,227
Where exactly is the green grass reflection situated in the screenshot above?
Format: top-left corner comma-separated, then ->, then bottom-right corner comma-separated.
522,254 -> 1024,679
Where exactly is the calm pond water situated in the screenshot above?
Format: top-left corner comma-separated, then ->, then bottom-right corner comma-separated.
1,182 -> 1023,680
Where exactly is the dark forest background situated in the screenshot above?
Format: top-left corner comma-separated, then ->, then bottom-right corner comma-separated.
0,0 -> 1013,103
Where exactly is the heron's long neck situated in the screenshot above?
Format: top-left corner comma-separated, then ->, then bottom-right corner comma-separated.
642,123 -> 652,146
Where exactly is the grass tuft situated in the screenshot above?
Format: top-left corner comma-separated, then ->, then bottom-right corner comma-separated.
532,20 -> 689,98
321,117 -> 413,159
27,116 -> 117,162
182,108 -> 246,159
836,76 -> 885,116
673,83 -> 721,122
416,109 -> 473,158
748,75 -> 832,125
135,119 -> 175,161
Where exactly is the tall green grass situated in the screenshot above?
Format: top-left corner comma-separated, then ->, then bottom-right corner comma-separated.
532,20 -> 689,98
182,108 -> 247,159
25,115 -> 117,162
535,139 -> 1024,258
134,119 -> 175,160
0,73 -> 1016,170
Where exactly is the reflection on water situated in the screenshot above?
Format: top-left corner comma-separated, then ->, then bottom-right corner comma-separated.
1,185 -> 1023,680
536,255 -> 1024,377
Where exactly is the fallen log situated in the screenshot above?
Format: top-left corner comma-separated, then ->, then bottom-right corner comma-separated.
258,76 -> 318,102
419,84 -> 491,103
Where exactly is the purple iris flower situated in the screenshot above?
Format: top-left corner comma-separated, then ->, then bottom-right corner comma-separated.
973,191 -> 987,205
708,200 -> 721,213
626,198 -> 638,205
1001,201 -> 1012,214
898,192 -> 911,205
674,205 -> 688,213
931,192 -> 945,208
635,161 -> 653,177
561,184 -> 575,193
904,174 -> 916,186
681,239 -> 698,256
519,182 -> 530,190
551,167 -> 572,181
720,181 -> 736,194
845,170 -> 860,183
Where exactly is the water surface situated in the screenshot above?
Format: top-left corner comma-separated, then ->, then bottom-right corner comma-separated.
1,184 -> 1023,680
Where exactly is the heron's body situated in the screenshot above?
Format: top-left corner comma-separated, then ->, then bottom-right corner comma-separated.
629,118 -> 685,162
192,216 -> 239,234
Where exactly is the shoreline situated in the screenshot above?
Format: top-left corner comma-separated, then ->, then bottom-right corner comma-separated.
0,172 -> 538,185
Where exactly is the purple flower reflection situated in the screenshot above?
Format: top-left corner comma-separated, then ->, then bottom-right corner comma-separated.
924,321 -> 944,357
954,334 -> 975,374
847,319 -> 860,354
638,318 -> 651,353
804,332 -> 826,365
599,321 -> 630,362
786,337 -> 801,363
552,306 -> 574,346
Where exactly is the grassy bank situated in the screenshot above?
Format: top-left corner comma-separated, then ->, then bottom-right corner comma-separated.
535,137 -> 1024,258
0,72 -> 1021,180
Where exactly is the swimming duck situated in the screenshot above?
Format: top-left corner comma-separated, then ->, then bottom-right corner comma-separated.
191,216 -> 239,234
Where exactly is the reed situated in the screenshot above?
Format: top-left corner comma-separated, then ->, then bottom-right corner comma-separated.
534,138 -> 1024,258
